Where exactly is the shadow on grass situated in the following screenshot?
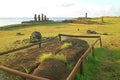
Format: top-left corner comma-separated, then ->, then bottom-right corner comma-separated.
99,22 -> 113,25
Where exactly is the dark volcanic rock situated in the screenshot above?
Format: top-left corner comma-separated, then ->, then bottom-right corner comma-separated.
33,58 -> 68,80
87,30 -> 97,34
30,31 -> 42,42
60,39 -> 89,64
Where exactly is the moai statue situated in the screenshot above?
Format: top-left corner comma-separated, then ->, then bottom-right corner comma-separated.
85,13 -> 87,19
34,14 -> 37,21
44,15 -> 47,21
41,13 -> 44,21
47,18 -> 49,21
38,15 -> 40,21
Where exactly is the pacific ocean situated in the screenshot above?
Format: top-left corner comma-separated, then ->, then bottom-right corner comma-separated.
0,17 -> 73,27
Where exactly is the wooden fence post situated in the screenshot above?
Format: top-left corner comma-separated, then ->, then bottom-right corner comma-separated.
99,37 -> 102,48
80,62 -> 84,75
91,47 -> 95,58
101,16 -> 104,23
58,34 -> 61,41
38,43 -> 41,48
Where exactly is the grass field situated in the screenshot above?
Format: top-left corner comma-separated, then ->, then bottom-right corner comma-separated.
0,17 -> 120,80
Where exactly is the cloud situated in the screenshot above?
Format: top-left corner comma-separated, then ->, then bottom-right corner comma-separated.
0,0 -> 120,17
61,3 -> 75,7
105,6 -> 115,13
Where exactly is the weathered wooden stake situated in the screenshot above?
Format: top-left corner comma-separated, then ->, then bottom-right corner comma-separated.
58,34 -> 61,41
80,62 -> 84,75
101,16 -> 104,23
38,43 -> 41,48
99,37 -> 102,48
91,47 -> 95,58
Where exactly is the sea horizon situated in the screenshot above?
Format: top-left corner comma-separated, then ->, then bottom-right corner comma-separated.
0,17 -> 74,27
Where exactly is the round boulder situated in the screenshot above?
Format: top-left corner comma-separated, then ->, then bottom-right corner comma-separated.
30,31 -> 42,42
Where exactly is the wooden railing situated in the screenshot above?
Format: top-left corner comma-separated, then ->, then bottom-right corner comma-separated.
0,36 -> 58,80
0,35 -> 58,55
58,34 -> 102,80
0,34 -> 102,80
0,65 -> 49,80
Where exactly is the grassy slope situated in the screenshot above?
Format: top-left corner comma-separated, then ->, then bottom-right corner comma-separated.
72,17 -> 120,80
0,17 -> 120,80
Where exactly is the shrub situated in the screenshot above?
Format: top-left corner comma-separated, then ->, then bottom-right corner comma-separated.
38,53 -> 66,63
16,32 -> 24,36
54,54 -> 67,63
61,42 -> 72,49
38,53 -> 53,62
103,33 -> 108,35
86,30 -> 91,34
86,30 -> 97,34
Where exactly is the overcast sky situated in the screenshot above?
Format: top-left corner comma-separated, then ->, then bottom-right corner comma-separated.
0,0 -> 120,17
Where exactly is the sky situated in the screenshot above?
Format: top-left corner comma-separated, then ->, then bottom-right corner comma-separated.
0,0 -> 120,18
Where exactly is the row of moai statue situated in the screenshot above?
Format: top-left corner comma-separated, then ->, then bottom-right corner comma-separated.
34,14 -> 48,21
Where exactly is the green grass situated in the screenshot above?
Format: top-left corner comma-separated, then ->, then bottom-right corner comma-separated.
67,48 -> 104,80
60,42 -> 72,49
69,47 -> 120,80
98,48 -> 120,80
21,65 -> 31,74
37,53 -> 66,63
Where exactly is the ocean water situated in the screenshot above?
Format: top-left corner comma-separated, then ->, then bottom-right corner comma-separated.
0,18 -> 33,27
0,17 -> 72,27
